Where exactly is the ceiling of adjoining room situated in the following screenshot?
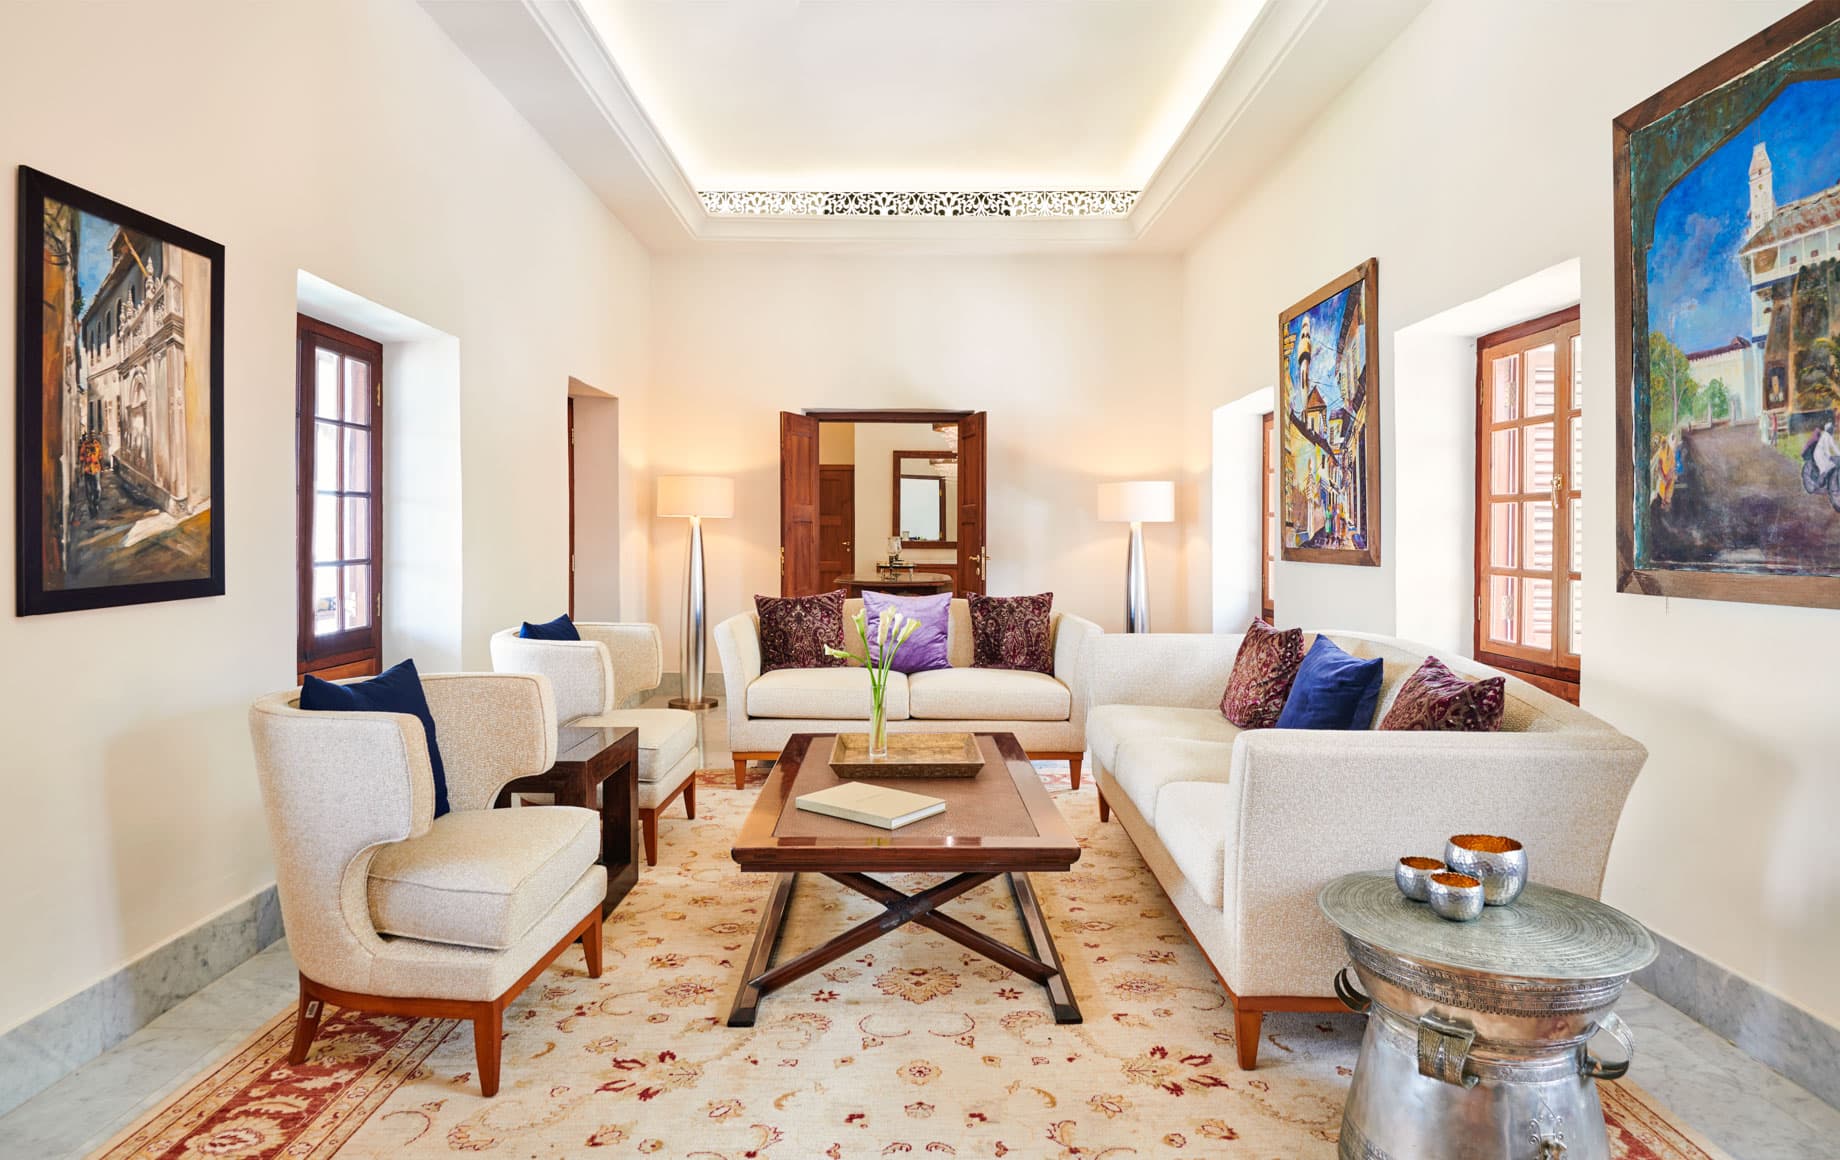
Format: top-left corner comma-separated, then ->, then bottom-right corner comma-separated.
581,0 -> 1264,192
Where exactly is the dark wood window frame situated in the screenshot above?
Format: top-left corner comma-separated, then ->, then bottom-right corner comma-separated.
1474,306 -> 1581,701
297,314 -> 384,679
892,448 -> 957,549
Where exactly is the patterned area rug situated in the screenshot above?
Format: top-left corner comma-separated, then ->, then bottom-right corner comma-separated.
96,765 -> 1727,1159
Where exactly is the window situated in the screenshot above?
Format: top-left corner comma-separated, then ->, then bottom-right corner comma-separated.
297,315 -> 383,679
1475,308 -> 1581,699
1260,410 -> 1276,622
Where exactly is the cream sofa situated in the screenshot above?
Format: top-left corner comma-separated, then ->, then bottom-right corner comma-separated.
713,598 -> 1101,788
1083,630 -> 1647,1069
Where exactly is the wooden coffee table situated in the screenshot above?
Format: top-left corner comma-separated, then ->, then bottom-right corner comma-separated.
727,732 -> 1082,1027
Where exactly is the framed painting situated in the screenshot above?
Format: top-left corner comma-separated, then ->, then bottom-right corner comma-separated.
1278,257 -> 1381,566
15,167 -> 225,615
1614,1 -> 1840,608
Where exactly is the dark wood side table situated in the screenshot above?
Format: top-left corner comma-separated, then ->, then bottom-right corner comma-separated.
495,725 -> 639,917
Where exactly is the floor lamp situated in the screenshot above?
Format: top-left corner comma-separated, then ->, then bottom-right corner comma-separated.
658,475 -> 733,710
1097,481 -> 1174,633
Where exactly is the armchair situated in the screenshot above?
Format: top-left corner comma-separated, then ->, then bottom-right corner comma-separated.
490,623 -> 700,864
248,672 -> 605,1096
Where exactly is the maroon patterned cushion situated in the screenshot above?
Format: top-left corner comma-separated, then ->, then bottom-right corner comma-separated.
968,592 -> 1055,674
1219,619 -> 1305,729
755,591 -> 848,673
1378,656 -> 1506,732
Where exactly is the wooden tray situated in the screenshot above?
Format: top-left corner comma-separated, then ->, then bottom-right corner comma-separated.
830,732 -> 984,779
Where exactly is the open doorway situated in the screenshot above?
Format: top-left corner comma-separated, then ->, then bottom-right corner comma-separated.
779,409 -> 987,597
568,381 -> 621,619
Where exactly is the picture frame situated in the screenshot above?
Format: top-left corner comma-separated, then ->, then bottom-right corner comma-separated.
1277,257 -> 1381,566
15,166 -> 225,615
1613,1 -> 1840,609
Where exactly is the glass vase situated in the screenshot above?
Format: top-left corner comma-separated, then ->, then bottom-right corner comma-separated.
869,692 -> 889,760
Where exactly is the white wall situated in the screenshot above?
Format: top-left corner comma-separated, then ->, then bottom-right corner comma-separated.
1183,0 -> 1837,1026
1211,392 -> 1271,632
570,389 -> 623,621
0,0 -> 649,1034
648,253 -> 1187,662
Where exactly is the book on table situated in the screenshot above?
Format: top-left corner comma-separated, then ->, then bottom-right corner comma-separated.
794,781 -> 946,830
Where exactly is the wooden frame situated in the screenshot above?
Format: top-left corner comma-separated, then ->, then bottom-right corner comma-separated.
16,166 -> 226,615
1277,258 -> 1381,566
1613,1 -> 1840,609
726,733 -> 1083,1027
892,448 -> 957,547
288,907 -> 601,1098
296,314 -> 385,678
1473,307 -> 1582,695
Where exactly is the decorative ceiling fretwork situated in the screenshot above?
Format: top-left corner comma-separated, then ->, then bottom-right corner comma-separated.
699,190 -> 1139,219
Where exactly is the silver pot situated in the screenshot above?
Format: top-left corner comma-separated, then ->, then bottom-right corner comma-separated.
1444,834 -> 1528,905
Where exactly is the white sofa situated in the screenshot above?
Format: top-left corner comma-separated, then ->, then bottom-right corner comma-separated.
1083,630 -> 1647,1069
713,598 -> 1101,788
489,623 -> 700,865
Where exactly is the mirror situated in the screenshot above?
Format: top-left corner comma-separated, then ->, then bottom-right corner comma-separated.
895,450 -> 957,546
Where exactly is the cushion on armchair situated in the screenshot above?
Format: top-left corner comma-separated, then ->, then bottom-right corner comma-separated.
519,614 -> 581,641
1219,619 -> 1304,729
301,658 -> 451,817
368,806 -> 599,950
1378,656 -> 1506,732
756,591 -> 848,672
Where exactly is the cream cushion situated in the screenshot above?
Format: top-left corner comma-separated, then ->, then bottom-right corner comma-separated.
1154,782 -> 1233,908
574,707 -> 698,783
907,668 -> 1071,721
1111,737 -> 1234,826
1086,704 -> 1241,770
368,806 -> 599,951
747,668 -> 911,720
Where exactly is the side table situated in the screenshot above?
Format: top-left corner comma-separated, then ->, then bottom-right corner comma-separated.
1319,872 -> 1656,1160
496,725 -> 640,917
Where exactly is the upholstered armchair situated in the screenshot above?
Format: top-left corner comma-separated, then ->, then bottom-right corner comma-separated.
248,672 -> 605,1097
489,623 -> 700,865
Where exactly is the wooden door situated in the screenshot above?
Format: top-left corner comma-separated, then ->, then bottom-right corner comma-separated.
780,412 -> 822,596
956,411 -> 987,594
818,465 -> 855,591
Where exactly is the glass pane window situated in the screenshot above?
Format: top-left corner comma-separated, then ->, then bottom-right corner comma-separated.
1490,502 -> 1518,568
1525,343 -> 1556,416
1492,356 -> 1519,422
312,565 -> 340,636
1570,415 -> 1584,490
343,357 -> 370,427
1490,429 -> 1520,496
1523,577 -> 1555,650
342,565 -> 372,631
1525,421 -> 1556,493
342,428 -> 370,492
1524,501 -> 1555,572
1489,576 -> 1519,645
342,497 -> 369,561
312,493 -> 338,564
298,319 -> 383,672
314,422 -> 338,491
315,349 -> 341,420
1570,581 -> 1584,656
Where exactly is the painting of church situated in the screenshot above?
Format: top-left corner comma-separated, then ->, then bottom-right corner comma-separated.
1278,259 -> 1379,566
17,168 -> 224,615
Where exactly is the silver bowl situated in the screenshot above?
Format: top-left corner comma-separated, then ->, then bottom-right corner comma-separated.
1444,834 -> 1528,906
1426,872 -> 1486,921
1394,856 -> 1445,902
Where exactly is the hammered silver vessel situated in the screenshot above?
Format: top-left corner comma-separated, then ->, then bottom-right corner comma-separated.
1320,873 -> 1657,1160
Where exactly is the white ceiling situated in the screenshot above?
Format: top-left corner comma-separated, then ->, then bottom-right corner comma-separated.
421,0 -> 1429,249
582,0 -> 1264,191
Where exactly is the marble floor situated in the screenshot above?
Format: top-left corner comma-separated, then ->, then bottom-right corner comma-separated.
7,704 -> 1834,1159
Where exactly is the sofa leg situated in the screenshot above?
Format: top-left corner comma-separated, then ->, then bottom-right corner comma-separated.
1234,1005 -> 1264,1070
1097,788 -> 1110,824
640,809 -> 659,866
733,757 -> 748,789
1068,755 -> 1082,790
582,913 -> 604,978
683,776 -> 697,820
287,981 -> 323,1065
475,1006 -> 504,1097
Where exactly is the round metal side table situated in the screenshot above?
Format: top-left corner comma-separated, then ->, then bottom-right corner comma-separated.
1319,872 -> 1657,1160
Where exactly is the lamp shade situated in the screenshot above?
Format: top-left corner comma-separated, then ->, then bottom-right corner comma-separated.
657,475 -> 734,519
1097,480 -> 1174,524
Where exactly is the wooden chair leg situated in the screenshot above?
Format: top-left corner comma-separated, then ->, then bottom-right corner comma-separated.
287,982 -> 324,1065
582,913 -> 604,978
733,757 -> 748,789
641,808 -> 659,866
1097,788 -> 1110,824
475,1006 -> 504,1097
1234,1004 -> 1264,1070
683,776 -> 697,819
1068,755 -> 1082,790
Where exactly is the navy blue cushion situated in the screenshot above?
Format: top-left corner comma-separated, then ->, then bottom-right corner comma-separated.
1275,636 -> 1385,730
300,658 -> 450,816
519,614 -> 580,641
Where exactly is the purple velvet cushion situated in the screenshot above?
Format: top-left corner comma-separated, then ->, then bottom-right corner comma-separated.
755,590 -> 848,672
862,591 -> 952,673
968,592 -> 1055,674
1219,618 -> 1305,729
1378,656 -> 1506,732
